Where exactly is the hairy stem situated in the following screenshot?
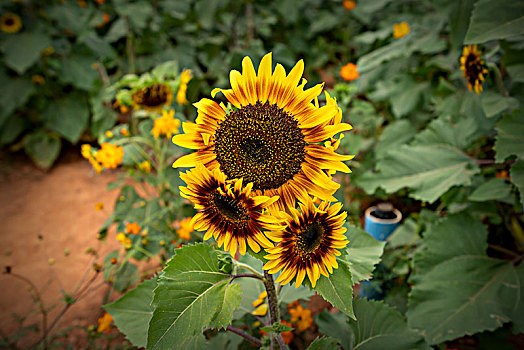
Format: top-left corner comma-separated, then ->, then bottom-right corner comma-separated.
263,270 -> 287,349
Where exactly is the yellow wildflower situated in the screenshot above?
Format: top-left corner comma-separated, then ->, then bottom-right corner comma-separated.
176,217 -> 193,240
340,63 -> 359,81
81,144 -> 103,174
105,130 -> 113,138
393,22 -> 410,39
97,312 -> 113,334
176,69 -> 193,104
252,304 -> 268,316
94,202 -> 104,211
138,160 -> 151,173
152,109 -> 181,139
116,233 -> 132,249
95,143 -> 124,169
1,13 -> 22,34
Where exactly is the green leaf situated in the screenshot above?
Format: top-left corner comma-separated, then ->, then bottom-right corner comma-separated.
494,110 -> 524,162
375,120 -> 417,159
344,225 -> 385,284
113,262 -> 139,293
407,256 -> 519,345
148,244 -> 239,349
411,214 -> 487,282
390,80 -> 430,118
464,0 -> 524,44
1,33 -> 50,74
306,336 -> 340,349
411,115 -> 479,150
204,332 -> 243,350
507,64 -> 524,83
358,145 -> 479,203
279,284 -> 314,305
42,95 -> 89,143
316,312 -> 353,350
511,160 -> 524,211
511,264 -> 524,334
105,18 -> 128,43
60,54 -> 100,91
104,278 -> 157,348
0,77 -> 34,127
260,322 -> 294,334
23,130 -> 61,170
0,115 -> 28,144
314,259 -> 355,319
348,299 -> 430,350
481,92 -> 520,118
469,178 -> 512,201
449,0 -> 476,51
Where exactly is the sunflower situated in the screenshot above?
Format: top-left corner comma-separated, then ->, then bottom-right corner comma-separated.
179,164 -> 284,257
263,199 -> 349,288
460,45 -> 489,95
132,83 -> 173,112
1,13 -> 22,34
172,53 -> 353,212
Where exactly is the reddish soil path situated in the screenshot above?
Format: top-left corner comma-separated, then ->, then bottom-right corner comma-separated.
0,154 -> 121,348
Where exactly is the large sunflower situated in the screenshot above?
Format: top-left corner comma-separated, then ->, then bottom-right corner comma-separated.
172,53 -> 353,212
262,199 -> 349,288
179,164 -> 283,256
460,45 -> 488,95
132,83 -> 173,112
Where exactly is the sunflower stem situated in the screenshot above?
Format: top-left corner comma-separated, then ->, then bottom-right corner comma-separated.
263,270 -> 286,350
235,262 -> 264,279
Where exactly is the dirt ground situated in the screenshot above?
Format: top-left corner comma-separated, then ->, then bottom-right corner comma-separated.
0,151 -> 122,348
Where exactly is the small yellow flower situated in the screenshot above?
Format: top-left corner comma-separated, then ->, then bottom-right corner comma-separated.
252,304 -> 268,316
97,313 -> 113,334
94,202 -> 104,211
151,109 -> 181,139
31,75 -> 45,85
105,130 -> 113,138
1,13 -> 22,34
95,143 -> 124,169
176,217 -> 193,240
176,69 -> 193,105
138,160 -> 151,173
42,46 -> 54,56
393,22 -> 410,39
81,144 -> 103,174
116,233 -> 132,249
460,45 -> 489,95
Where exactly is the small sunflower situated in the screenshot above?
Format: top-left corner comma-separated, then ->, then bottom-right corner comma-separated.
179,164 -> 284,257
132,83 -> 173,112
263,199 -> 349,288
460,45 -> 488,95
173,53 -> 353,212
1,13 -> 22,34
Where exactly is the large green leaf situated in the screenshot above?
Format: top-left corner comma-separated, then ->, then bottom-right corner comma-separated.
481,92 -> 520,118
511,160 -> 524,211
507,64 -> 524,83
42,95 -> 89,143
375,120 -> 417,159
316,312 -> 353,350
104,278 -> 157,348
314,259 -> 355,319
1,33 -> 51,74
0,77 -> 35,127
411,214 -> 487,282
348,299 -> 430,350
411,115 -> 478,150
464,0 -> 524,44
358,145 -> 479,203
494,110 -> 524,162
306,336 -> 340,349
148,244 -> 240,349
60,54 -> 100,91
511,264 -> 524,334
344,225 -> 385,284
23,130 -> 61,170
469,178 -> 512,202
407,256 -> 519,345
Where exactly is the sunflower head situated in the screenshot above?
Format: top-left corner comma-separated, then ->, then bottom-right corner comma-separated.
179,164 -> 283,257
263,199 -> 349,288
1,13 -> 22,34
173,53 -> 353,212
460,45 -> 488,95
132,83 -> 173,112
